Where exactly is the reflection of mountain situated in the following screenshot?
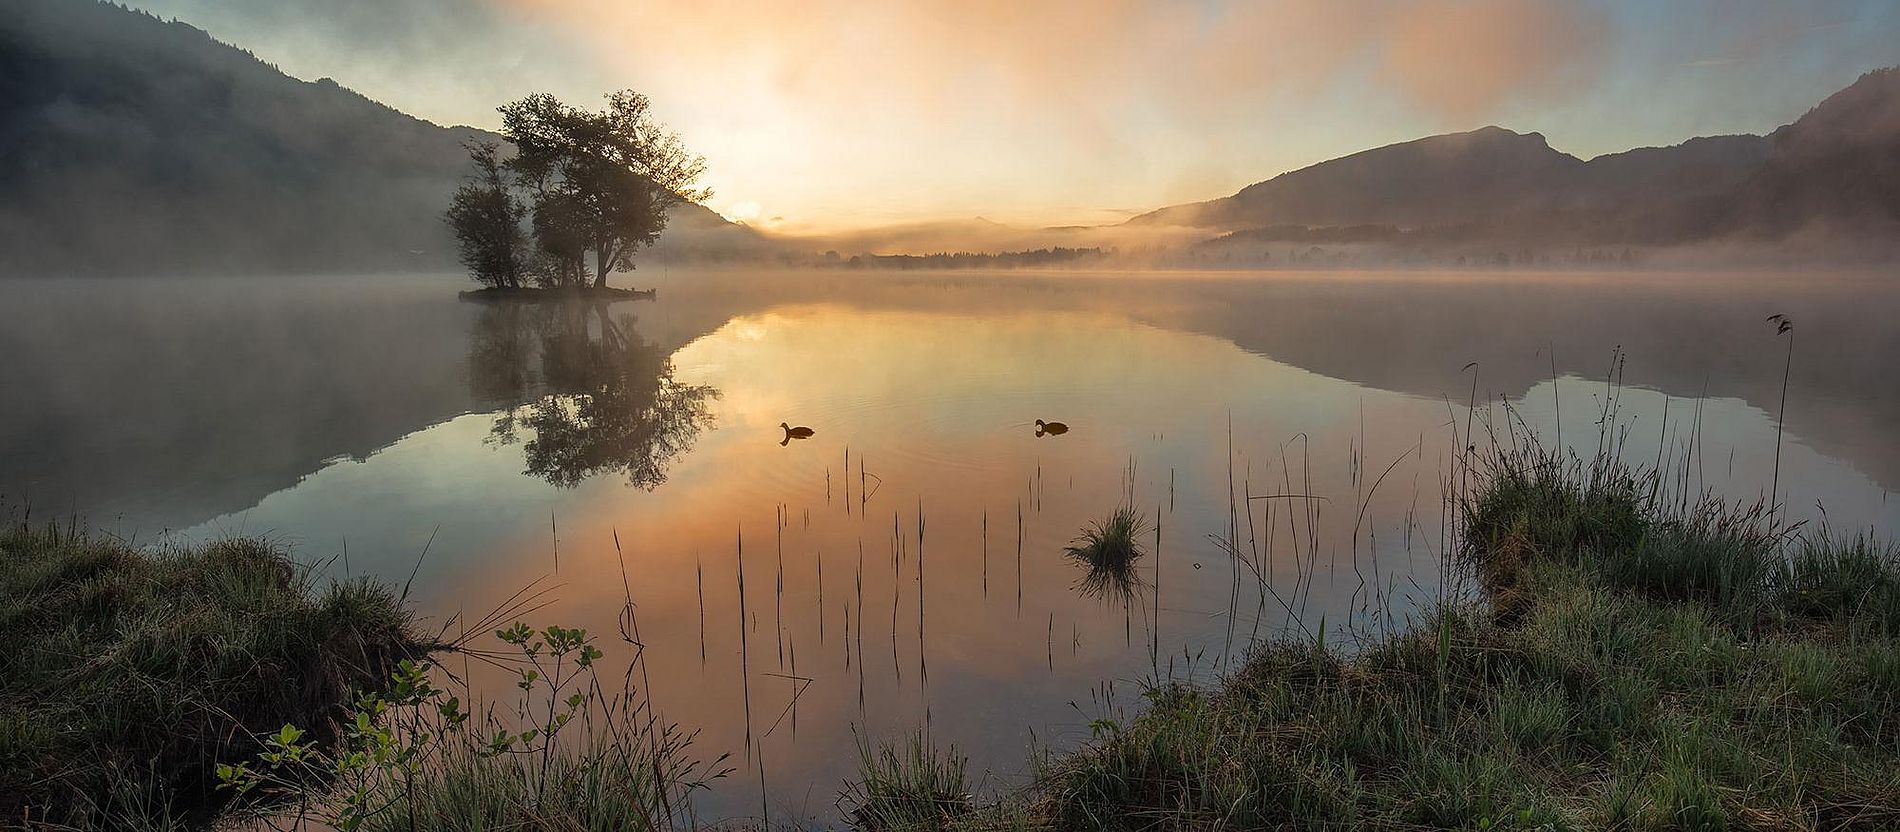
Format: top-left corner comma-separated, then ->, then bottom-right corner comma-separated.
1115,275 -> 1900,491
2,272 -> 1894,536
0,0 -> 767,276
0,277 -> 753,533
677,273 -> 1900,492
1133,69 -> 1900,247
0,278 -> 473,532
472,303 -> 717,489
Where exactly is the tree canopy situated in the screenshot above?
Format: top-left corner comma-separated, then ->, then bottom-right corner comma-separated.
447,91 -> 708,289
445,142 -> 530,289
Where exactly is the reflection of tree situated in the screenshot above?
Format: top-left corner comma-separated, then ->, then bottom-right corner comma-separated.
468,302 -> 716,489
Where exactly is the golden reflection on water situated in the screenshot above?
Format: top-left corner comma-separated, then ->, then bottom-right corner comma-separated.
178,288 -> 1899,822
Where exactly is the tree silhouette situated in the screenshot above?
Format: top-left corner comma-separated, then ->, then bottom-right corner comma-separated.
495,92 -> 709,288
445,142 -> 530,289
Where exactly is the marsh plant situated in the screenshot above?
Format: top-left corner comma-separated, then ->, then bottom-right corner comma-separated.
218,623 -> 729,832
841,731 -> 973,832
1064,506 -> 1149,603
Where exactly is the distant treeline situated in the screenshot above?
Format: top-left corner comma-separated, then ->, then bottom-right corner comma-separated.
1206,223 -> 1638,247
1166,227 -> 1645,270
829,246 -> 1107,269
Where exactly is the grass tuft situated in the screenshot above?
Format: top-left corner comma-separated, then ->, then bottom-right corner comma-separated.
1064,506 -> 1147,602
844,731 -> 973,831
1777,531 -> 1900,634
0,521 -> 424,828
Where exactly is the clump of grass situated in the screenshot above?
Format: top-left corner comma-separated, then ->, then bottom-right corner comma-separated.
1777,531 -> 1900,635
217,620 -> 730,832
351,737 -> 700,831
1064,507 -> 1147,602
1462,446 -> 1652,562
1461,444 -> 1788,625
0,521 -> 425,828
1599,499 -> 1781,624
843,731 -> 972,831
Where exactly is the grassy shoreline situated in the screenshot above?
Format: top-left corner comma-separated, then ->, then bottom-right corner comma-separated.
0,520 -> 724,832
12,438 -> 1898,830
892,447 -> 1900,831
0,523 -> 429,828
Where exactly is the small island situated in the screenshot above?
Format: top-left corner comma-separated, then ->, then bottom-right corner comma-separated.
456,284 -> 655,302
445,91 -> 707,297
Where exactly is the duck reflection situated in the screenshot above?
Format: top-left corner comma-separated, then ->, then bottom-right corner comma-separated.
468,301 -> 717,489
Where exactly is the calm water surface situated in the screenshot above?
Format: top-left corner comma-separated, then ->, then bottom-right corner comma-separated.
4,268 -> 1898,822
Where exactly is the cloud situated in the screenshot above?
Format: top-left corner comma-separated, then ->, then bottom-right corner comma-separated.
139,0 -> 1897,229
1376,0 -> 1611,121
493,0 -> 1619,226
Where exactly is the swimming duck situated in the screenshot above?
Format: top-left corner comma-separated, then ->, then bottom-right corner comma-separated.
1035,419 -> 1069,437
780,422 -> 815,445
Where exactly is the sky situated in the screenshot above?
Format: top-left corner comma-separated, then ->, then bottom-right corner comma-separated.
124,0 -> 1900,233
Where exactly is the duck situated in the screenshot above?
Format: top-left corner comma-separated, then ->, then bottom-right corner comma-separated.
779,422 -> 815,445
1035,419 -> 1069,437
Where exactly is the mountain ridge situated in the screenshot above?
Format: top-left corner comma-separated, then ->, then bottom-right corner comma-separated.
1132,70 -> 1898,247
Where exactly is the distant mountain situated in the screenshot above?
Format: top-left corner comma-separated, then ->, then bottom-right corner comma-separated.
1134,70 -> 1900,247
1137,127 -> 1588,231
0,0 -> 764,276
1729,68 -> 1900,237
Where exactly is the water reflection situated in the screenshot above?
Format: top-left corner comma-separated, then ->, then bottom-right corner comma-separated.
3,270 -> 1897,824
471,302 -> 718,489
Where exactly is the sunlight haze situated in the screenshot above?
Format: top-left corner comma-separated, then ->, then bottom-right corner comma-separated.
117,0 -> 1900,232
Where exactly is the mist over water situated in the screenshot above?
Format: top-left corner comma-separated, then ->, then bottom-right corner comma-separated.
3,268 -> 1896,821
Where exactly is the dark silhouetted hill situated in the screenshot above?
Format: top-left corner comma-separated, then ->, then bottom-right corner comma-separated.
1138,127 -> 1586,231
0,0 -> 763,276
1729,68 -> 1900,238
1133,70 -> 1900,248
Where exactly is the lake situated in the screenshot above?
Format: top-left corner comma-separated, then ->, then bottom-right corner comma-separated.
4,268 -> 1897,822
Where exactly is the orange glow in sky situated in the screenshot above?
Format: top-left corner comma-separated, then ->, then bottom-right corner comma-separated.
125,0 -> 1900,232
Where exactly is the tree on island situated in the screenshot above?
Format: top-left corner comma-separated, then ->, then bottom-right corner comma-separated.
447,91 -> 708,290
445,142 -> 531,289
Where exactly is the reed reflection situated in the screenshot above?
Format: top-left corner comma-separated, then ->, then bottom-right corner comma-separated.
469,300 -> 718,489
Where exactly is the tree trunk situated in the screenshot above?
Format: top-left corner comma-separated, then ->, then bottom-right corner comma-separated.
593,242 -> 612,289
